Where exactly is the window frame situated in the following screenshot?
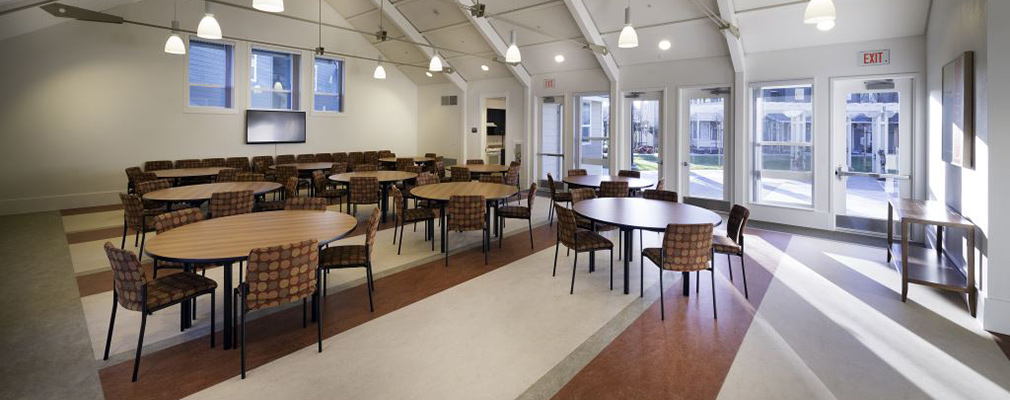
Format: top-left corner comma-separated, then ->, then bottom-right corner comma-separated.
247,45 -> 301,111
184,35 -> 238,115
311,55 -> 346,116
749,79 -> 816,210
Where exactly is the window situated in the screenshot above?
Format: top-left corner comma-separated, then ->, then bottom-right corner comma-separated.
250,48 -> 299,110
313,57 -> 344,113
752,83 -> 814,208
188,39 -> 234,108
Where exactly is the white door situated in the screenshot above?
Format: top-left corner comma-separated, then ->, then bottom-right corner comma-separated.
574,93 -> 610,175
538,97 -> 564,187
626,91 -> 663,182
831,77 -> 913,232
680,87 -> 731,208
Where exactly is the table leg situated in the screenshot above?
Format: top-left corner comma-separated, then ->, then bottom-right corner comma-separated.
623,228 -> 633,295
440,204 -> 447,253
683,272 -> 690,296
223,263 -> 234,349
380,184 -> 390,223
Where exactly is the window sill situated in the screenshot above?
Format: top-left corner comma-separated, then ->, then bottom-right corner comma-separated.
184,106 -> 239,115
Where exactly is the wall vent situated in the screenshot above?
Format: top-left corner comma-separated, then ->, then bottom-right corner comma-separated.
441,95 -> 458,106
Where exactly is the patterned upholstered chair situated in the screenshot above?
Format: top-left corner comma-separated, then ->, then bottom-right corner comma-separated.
353,164 -> 378,172
395,158 -> 413,172
413,172 -> 440,209
553,204 -> 614,293
479,174 -> 503,183
251,156 -> 274,172
296,154 -> 316,163
391,186 -> 436,254
143,160 -> 173,171
642,223 -> 716,320
434,160 -> 446,180
319,208 -> 380,310
643,189 -> 678,202
203,158 -> 226,167
655,178 -> 665,191
284,197 -> 329,211
125,167 -> 143,194
102,243 -> 216,382
378,150 -> 394,158
238,240 -> 321,379
450,166 -> 471,182
234,172 -> 265,182
276,154 -> 296,165
617,170 -> 641,178
347,152 -> 364,169
217,169 -> 239,182
118,193 -> 159,260
567,169 -> 588,177
312,171 -> 346,210
152,208 -> 205,278
570,188 -> 619,257
546,173 -> 571,226
497,183 -> 537,250
226,157 -> 250,171
134,171 -> 159,186
315,153 -> 334,162
273,165 -> 299,192
445,195 -> 488,266
175,159 -> 204,169
424,152 -> 437,158
209,190 -> 254,218
134,179 -> 172,207
712,205 -> 751,298
330,162 -> 348,176
332,152 -> 348,164
348,176 -> 380,216
505,163 -> 521,204
255,177 -> 300,212
599,181 -> 629,198
363,151 -> 379,167
466,159 -> 484,165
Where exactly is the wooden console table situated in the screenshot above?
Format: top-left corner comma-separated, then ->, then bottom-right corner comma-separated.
887,197 -> 977,316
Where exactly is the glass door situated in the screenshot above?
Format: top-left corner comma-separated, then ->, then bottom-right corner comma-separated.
831,77 -> 912,232
628,91 -> 662,183
575,93 -> 610,175
681,87 -> 730,208
538,97 -> 564,187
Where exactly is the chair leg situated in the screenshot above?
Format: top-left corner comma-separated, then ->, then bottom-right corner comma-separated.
528,219 -> 534,250
711,252 -> 718,319
553,241 -> 560,276
659,269 -> 665,321
134,230 -> 139,247
739,254 -> 749,299
103,292 -> 118,360
316,291 -> 323,353
138,230 -> 147,262
240,302 -> 247,379
392,222 -> 398,244
610,249 -> 614,290
131,312 -> 148,382
397,222 -> 405,255
640,249 -> 645,298
366,262 -> 374,312
570,252 -> 578,295
499,216 -> 504,248
484,228 -> 489,265
727,253 -> 734,281
445,231 -> 450,267
210,291 -> 216,348
696,271 -> 700,293
120,221 -> 128,249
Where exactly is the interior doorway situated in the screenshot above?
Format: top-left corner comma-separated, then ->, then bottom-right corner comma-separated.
482,97 -> 507,165
574,93 -> 610,175
538,96 -> 564,188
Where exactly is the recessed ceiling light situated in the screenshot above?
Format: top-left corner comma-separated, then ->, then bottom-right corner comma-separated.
554,54 -> 565,63
481,64 -> 489,71
425,71 -> 433,77
658,40 -> 671,50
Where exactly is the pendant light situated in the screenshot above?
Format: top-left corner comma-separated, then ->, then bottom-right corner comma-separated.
505,30 -> 521,64
164,1 -> 185,55
429,52 -> 443,72
374,56 -> 387,79
804,0 -> 836,31
197,2 -> 222,39
617,2 -> 638,48
253,0 -> 284,13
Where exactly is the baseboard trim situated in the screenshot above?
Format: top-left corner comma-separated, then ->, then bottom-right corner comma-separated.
0,190 -> 121,216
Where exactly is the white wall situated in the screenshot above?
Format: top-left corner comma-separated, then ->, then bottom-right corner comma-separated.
417,83 -> 464,161
0,0 -> 419,214
985,0 -> 1010,334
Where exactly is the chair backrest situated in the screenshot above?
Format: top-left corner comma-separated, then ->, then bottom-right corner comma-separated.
643,189 -> 678,203
655,178 -> 665,191
554,204 -> 577,248
617,170 -> 641,178
274,165 -> 298,184
315,153 -> 334,162
547,173 -> 559,198
244,239 -> 319,310
417,172 -> 439,186
363,151 -> 379,164
203,158 -> 226,167
365,207 -> 381,255
450,166 -> 471,182
283,176 -> 299,198
466,159 -> 484,165
136,179 -> 172,196
284,197 -> 328,211
434,160 -> 446,179
658,224 -> 714,272
235,172 -> 265,182
391,186 -> 406,221
332,152 -> 348,163
396,158 -> 413,171
526,183 -> 537,209
479,175 -> 503,184
154,207 -> 204,234
104,243 -> 147,312
251,156 -> 274,173
217,169 -> 239,182
144,160 -> 173,171
125,167 -> 143,183
447,195 -> 485,231
347,152 -> 364,166
403,165 -> 422,174
312,171 -> 328,192
599,181 -> 629,198
424,153 -> 437,158
210,190 -> 254,218
350,177 -> 379,204
296,154 -> 316,163
570,188 -> 597,204
354,164 -> 378,172
506,163 -> 520,186
727,204 -> 751,247
276,154 -> 296,164
135,171 -> 158,185
567,169 -> 587,177
175,159 -> 204,169
119,193 -> 146,230
226,157 -> 250,171
330,162 -> 348,175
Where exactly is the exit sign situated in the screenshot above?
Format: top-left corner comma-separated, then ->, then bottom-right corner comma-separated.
543,79 -> 554,89
859,49 -> 890,66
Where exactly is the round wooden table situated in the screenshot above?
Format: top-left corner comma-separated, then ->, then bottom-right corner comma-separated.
329,171 -> 418,223
563,175 -> 653,190
271,162 -> 334,171
411,182 -> 518,253
378,156 -> 434,164
572,198 -> 722,295
145,210 -> 358,349
153,167 -> 232,179
142,182 -> 282,203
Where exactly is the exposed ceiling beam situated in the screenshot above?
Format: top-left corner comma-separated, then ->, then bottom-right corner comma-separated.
714,0 -> 745,72
454,0 -> 531,87
561,0 -> 618,81
366,0 -> 467,90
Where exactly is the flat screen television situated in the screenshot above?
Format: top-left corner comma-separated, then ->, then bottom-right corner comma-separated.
246,110 -> 306,144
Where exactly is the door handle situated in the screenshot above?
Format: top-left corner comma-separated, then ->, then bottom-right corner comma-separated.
835,165 -> 910,181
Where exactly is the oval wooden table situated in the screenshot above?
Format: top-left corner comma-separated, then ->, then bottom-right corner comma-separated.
329,171 -> 418,223
572,197 -> 722,295
142,182 -> 282,203
153,167 -> 232,181
144,210 -> 358,349
378,156 -> 435,164
563,174 -> 654,190
411,182 -> 518,253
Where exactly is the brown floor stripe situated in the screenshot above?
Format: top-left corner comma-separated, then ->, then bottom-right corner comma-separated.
551,228 -> 793,400
61,203 -> 123,216
98,222 -> 556,400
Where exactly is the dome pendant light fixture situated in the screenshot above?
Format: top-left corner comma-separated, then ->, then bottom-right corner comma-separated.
617,4 -> 638,48
804,0 -> 836,31
253,0 -> 284,13
374,57 -> 387,79
505,30 -> 521,64
197,2 -> 222,39
429,52 -> 443,72
164,1 -> 185,55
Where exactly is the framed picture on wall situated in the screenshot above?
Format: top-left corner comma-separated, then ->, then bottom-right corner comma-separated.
941,51 -> 974,168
